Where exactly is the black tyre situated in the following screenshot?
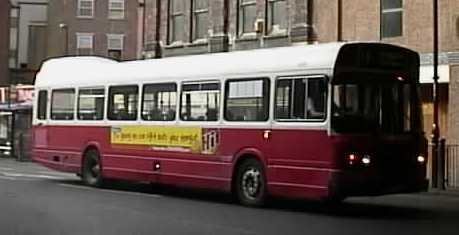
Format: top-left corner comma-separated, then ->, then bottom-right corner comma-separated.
82,149 -> 104,187
235,158 -> 267,206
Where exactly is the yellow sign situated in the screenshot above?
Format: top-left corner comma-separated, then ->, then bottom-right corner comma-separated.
111,126 -> 203,153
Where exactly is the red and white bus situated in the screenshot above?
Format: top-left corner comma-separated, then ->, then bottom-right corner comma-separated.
32,42 -> 428,206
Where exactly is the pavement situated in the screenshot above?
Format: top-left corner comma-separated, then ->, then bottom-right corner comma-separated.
1,157 -> 459,235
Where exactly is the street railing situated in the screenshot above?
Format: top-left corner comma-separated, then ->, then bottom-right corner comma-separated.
446,144 -> 459,189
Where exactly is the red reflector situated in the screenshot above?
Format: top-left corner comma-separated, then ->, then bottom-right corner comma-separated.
348,154 -> 356,161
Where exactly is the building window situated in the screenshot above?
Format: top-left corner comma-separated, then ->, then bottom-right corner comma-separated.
51,89 -> 75,120
267,0 -> 287,34
168,0 -> 186,44
192,0 -> 209,41
108,0 -> 125,19
108,85 -> 139,121
77,0 -> 94,18
238,0 -> 257,35
78,88 -> 105,120
107,34 -> 124,60
37,90 -> 48,120
76,33 -> 94,55
275,77 -> 327,121
381,0 -> 403,38
142,83 -> 177,121
180,82 -> 220,121
225,78 -> 270,122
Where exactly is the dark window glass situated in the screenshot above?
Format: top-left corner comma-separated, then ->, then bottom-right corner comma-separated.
275,77 -> 327,121
180,82 -> 220,121
37,90 -> 47,120
381,0 -> 403,38
78,88 -> 105,120
108,85 -> 138,120
225,78 -> 270,121
51,89 -> 75,120
142,83 -> 177,121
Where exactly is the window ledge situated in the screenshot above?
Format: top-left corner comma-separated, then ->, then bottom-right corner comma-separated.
187,39 -> 209,47
263,33 -> 288,40
165,41 -> 185,49
236,33 -> 258,42
76,16 -> 94,19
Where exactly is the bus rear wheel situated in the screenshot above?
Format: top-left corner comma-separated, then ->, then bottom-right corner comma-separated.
82,149 -> 104,187
235,159 -> 267,206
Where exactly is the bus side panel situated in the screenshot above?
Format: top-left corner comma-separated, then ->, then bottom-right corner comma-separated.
266,129 -> 336,199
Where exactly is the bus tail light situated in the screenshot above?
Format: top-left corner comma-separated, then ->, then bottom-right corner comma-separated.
347,154 -> 357,165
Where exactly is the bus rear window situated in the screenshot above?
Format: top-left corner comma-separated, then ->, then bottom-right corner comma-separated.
51,89 -> 75,120
37,90 -> 47,120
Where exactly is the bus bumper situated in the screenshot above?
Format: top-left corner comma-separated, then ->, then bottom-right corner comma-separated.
328,170 -> 429,198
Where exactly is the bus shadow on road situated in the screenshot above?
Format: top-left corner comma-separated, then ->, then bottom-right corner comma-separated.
54,179 -> 456,221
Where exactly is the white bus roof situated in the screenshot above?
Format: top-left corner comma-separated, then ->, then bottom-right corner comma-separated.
35,42 -> 348,88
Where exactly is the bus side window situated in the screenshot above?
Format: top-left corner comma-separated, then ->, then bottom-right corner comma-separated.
225,78 -> 270,122
51,89 -> 75,120
37,90 -> 48,120
108,85 -> 139,121
78,88 -> 105,120
180,82 -> 220,122
275,76 -> 327,121
142,83 -> 177,121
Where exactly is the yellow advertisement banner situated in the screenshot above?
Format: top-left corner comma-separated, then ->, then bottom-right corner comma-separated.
110,126 -> 202,152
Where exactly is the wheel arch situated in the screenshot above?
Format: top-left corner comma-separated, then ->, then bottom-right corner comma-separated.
231,148 -> 267,193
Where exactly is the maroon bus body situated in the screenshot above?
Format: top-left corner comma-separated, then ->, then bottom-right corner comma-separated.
31,124 -> 427,200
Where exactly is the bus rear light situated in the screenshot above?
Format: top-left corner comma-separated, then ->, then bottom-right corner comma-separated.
417,155 -> 425,163
347,154 -> 357,165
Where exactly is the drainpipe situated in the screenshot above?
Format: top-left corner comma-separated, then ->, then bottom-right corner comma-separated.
306,0 -> 315,44
222,0 -> 230,52
154,0 -> 162,58
337,0 -> 342,41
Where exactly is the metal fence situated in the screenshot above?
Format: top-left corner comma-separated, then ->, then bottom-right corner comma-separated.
446,144 -> 459,189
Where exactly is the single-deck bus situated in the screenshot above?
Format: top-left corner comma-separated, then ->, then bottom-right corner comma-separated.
32,42 -> 428,206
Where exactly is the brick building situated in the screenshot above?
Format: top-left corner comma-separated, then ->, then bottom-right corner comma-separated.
0,0 -> 10,86
142,0 -> 459,144
46,0 -> 142,61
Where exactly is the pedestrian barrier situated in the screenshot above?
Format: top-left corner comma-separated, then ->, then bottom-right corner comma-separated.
446,144 -> 459,189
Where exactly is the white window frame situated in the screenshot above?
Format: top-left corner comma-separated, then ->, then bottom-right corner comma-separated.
76,33 -> 94,49
239,0 -> 257,35
108,0 -> 125,19
267,0 -> 288,35
169,0 -> 185,44
77,0 -> 95,18
107,34 -> 124,50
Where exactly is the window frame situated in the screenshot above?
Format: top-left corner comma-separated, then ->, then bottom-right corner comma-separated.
76,33 -> 94,49
237,0 -> 257,36
168,0 -> 186,44
50,88 -> 76,121
77,0 -> 95,18
274,75 -> 328,122
380,0 -> 403,38
107,85 -> 139,121
266,0 -> 288,35
192,0 -> 209,41
108,0 -> 125,20
224,77 -> 271,122
77,87 -> 106,121
179,81 -> 221,122
141,82 -> 178,122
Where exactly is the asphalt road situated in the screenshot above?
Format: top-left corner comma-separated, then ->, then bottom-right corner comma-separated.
1,158 -> 459,235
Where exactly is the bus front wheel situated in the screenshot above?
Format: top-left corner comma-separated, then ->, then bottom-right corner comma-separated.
235,158 -> 267,206
82,149 -> 104,187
